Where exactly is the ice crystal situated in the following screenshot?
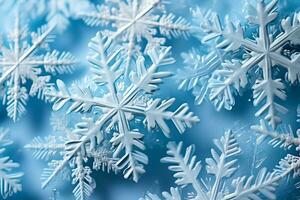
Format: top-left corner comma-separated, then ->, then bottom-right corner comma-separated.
0,0 -> 93,32
26,114 -> 118,200
0,128 -> 23,199
79,0 -> 191,74
41,32 -> 199,198
198,0 -> 300,128
141,130 -> 300,200
0,13 -> 76,121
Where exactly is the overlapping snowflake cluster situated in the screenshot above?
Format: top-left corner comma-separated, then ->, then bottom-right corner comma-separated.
141,130 -> 300,200
177,0 -> 300,129
0,0 -> 299,199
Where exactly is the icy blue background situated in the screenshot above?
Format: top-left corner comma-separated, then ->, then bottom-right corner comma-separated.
0,0 -> 300,199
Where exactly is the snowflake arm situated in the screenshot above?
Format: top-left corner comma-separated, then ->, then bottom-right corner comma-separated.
175,49 -> 224,105
251,120 -> 300,149
24,136 -> 65,160
161,141 -> 208,200
0,128 -> 23,199
72,153 -> 95,200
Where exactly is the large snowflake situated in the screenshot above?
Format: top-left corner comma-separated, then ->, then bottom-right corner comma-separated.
141,130 -> 300,200
79,0 -> 191,74
0,128 -> 23,199
197,0 -> 300,128
41,32 -> 199,199
0,13 -> 76,121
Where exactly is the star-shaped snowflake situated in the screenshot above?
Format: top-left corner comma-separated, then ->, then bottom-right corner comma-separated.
42,32 -> 199,196
199,0 -> 300,128
0,13 -> 76,121
79,0 -> 191,74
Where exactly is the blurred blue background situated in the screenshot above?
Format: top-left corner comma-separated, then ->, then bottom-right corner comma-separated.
0,0 -> 300,199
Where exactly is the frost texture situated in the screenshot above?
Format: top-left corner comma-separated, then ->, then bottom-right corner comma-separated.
0,13 -> 76,121
26,114 -> 118,200
198,0 -> 300,128
79,0 -> 191,74
0,128 -> 23,199
40,32 -> 199,199
141,130 -> 300,200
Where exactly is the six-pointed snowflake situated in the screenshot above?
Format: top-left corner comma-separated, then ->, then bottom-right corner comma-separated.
198,0 -> 300,128
79,0 -> 191,74
42,32 -> 199,198
0,13 -> 76,121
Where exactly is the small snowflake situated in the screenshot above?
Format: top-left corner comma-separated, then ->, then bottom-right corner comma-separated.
79,0 -> 191,74
197,0 -> 300,128
141,130 -> 300,200
0,128 -> 23,199
0,12 -> 76,121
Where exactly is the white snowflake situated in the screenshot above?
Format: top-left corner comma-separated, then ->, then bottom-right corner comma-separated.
198,0 -> 300,128
41,32 -> 199,198
0,0 -> 93,32
79,0 -> 191,74
141,130 -> 300,200
0,128 -> 23,199
26,113 -> 118,200
0,13 -> 76,121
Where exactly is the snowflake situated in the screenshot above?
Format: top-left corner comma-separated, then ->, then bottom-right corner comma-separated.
0,128 -> 23,199
79,0 -> 191,74
0,0 -> 93,32
141,130 -> 300,200
198,0 -> 300,128
40,32 -> 199,199
26,113 -> 118,200
0,13 -> 76,121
